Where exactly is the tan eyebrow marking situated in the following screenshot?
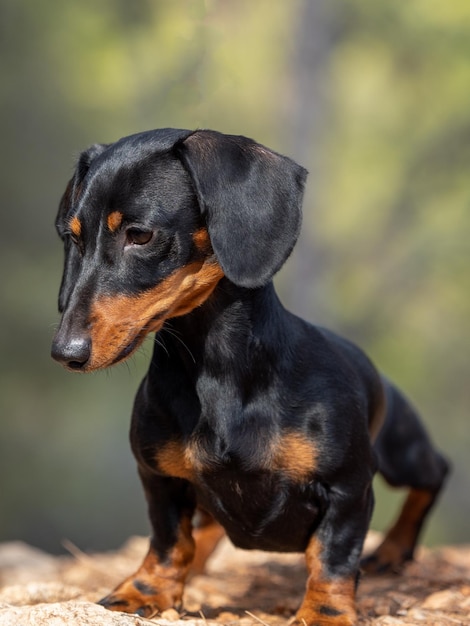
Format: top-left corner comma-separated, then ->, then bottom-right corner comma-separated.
107,211 -> 124,232
70,216 -> 82,237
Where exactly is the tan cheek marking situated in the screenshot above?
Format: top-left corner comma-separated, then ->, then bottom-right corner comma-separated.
107,210 -> 123,232
169,260 -> 224,318
69,216 -> 82,237
87,260 -> 224,369
272,432 -> 317,481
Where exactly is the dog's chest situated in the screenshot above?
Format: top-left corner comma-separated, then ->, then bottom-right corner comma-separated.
154,428 -> 318,484
154,428 -> 322,552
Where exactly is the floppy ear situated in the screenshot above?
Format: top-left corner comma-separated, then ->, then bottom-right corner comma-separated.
55,143 -> 109,238
175,130 -> 307,288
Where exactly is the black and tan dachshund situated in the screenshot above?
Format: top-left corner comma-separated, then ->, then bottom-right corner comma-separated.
51,129 -> 449,625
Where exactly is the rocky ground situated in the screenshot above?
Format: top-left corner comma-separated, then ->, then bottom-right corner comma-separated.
0,533 -> 469,625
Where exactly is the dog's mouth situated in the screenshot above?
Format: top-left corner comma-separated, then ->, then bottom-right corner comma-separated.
84,261 -> 223,371
114,335 -> 143,365
111,319 -> 165,367
88,315 -> 167,371
58,259 -> 224,372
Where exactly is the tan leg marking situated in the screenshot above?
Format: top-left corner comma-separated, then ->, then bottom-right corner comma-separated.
190,510 -> 225,576
363,488 -> 434,573
294,537 -> 357,626
100,515 -> 195,617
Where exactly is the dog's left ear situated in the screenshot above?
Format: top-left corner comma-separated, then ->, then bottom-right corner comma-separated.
175,130 -> 307,288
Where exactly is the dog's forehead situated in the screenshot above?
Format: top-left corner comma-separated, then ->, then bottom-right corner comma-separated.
113,128 -> 192,153
71,141 -> 196,233
90,128 -> 192,176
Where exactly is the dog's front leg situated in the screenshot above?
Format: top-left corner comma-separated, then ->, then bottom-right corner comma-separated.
99,470 -> 196,618
294,483 -> 374,626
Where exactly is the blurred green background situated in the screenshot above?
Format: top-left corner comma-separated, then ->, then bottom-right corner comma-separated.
1,0 -> 469,554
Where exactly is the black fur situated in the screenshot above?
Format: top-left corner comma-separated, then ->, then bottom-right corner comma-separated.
52,129 -> 449,624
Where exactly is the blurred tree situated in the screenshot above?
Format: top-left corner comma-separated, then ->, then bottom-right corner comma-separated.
281,0 -> 337,320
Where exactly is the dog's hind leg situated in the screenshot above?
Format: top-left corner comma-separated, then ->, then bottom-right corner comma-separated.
363,380 -> 450,573
189,508 -> 226,577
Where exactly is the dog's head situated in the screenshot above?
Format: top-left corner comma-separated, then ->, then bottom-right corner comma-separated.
51,129 -> 307,371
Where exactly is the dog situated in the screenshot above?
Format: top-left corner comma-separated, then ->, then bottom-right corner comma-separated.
51,129 -> 449,625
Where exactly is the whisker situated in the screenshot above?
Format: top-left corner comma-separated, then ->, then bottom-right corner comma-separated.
161,325 -> 196,364
153,336 -> 170,358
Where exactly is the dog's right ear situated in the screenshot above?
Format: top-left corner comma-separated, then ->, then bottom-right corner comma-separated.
174,130 -> 307,288
55,143 -> 109,238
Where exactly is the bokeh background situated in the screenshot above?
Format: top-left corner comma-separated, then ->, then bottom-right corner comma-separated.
1,0 -> 469,554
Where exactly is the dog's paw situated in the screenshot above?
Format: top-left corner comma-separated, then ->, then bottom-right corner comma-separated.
293,584 -> 357,626
98,576 -> 183,617
291,606 -> 356,626
361,538 -> 413,575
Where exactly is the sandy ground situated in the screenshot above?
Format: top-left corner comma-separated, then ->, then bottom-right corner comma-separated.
0,532 -> 469,625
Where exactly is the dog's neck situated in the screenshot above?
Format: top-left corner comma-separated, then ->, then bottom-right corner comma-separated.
152,279 -> 291,439
160,278 -> 289,372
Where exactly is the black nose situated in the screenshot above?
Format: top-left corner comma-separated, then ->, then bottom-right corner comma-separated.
51,335 -> 92,370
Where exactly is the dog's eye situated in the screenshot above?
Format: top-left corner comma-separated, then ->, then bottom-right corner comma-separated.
126,228 -> 153,246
